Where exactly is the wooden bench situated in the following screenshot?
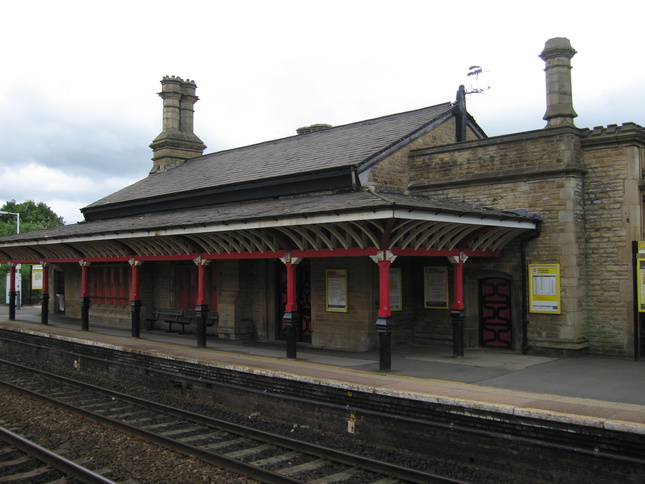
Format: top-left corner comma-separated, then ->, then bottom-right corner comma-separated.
145,308 -> 191,333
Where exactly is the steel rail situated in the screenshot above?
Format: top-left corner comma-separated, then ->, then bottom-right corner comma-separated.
0,425 -> 117,484
0,358 -> 464,484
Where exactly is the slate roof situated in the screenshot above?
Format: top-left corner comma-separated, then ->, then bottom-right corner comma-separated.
85,103 -> 455,210
1,190 -> 535,244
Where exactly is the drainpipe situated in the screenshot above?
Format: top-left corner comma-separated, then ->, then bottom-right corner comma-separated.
521,222 -> 542,354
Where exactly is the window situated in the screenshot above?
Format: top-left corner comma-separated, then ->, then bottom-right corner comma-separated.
90,264 -> 130,306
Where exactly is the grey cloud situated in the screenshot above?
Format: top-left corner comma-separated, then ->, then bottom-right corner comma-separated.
0,87 -> 154,179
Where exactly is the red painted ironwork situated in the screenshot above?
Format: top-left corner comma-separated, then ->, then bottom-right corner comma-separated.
196,262 -> 208,306
378,259 -> 392,317
41,264 -> 49,295
451,258 -> 465,311
130,262 -> 140,301
8,264 -> 15,292
285,262 -> 297,313
80,262 -> 89,298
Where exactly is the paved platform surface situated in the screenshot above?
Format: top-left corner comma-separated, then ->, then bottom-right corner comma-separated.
2,305 -> 645,433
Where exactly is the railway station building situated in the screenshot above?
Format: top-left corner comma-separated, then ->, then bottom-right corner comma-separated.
2,38 -> 644,364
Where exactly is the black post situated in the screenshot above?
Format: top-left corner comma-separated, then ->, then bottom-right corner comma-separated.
633,241 -> 642,361
451,310 -> 465,358
41,293 -> 49,325
283,311 -> 298,359
196,304 -> 209,348
80,296 -> 90,331
130,300 -> 141,338
8,291 -> 16,321
375,316 -> 392,372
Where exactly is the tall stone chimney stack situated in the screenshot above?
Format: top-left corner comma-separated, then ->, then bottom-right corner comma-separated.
149,76 -> 206,174
539,38 -> 578,128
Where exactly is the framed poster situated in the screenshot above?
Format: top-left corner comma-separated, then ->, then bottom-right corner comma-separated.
326,269 -> 348,312
424,266 -> 448,309
31,265 -> 43,290
529,264 -> 561,314
390,267 -> 402,311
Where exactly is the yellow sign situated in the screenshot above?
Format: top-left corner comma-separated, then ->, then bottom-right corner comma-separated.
638,241 -> 645,253
529,264 -> 561,314
637,259 -> 645,312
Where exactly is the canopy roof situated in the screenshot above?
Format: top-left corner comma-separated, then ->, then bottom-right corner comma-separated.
0,189 -> 538,262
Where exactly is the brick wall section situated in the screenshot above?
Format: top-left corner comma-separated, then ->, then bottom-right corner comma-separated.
409,127 -> 590,354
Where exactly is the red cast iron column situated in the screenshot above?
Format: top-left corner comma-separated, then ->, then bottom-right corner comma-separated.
450,253 -> 467,357
80,261 -> 91,331
41,263 -> 49,325
281,253 -> 300,359
373,250 -> 396,372
195,258 -> 210,348
129,259 -> 142,338
8,263 -> 16,321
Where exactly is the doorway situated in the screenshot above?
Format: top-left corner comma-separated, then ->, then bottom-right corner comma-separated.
479,277 -> 512,348
54,270 -> 65,313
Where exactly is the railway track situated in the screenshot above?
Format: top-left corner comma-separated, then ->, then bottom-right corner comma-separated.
0,359 -> 464,484
0,424 -> 119,483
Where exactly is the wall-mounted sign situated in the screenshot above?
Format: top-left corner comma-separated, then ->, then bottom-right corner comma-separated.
637,258 -> 645,312
424,266 -> 448,309
326,269 -> 348,312
31,265 -> 43,290
390,267 -> 402,311
529,264 -> 561,314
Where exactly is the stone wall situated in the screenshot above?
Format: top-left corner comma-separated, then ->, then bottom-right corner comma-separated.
407,123 -> 645,357
581,125 -> 645,356
409,127 -> 589,355
366,118 -> 480,189
310,257 -> 376,351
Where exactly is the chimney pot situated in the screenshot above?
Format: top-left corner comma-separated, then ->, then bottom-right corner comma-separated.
149,75 -> 206,173
540,37 -> 578,128
296,124 -> 333,135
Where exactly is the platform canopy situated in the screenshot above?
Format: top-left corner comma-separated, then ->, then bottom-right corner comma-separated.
0,189 -> 538,263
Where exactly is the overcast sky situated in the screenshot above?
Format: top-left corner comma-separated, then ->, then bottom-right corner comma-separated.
1,1 -> 644,225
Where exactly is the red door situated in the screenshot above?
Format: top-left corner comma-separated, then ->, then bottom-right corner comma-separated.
479,277 -> 512,348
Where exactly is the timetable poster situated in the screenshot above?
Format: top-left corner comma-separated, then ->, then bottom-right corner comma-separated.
326,269 -> 348,312
529,264 -> 561,314
424,266 -> 448,309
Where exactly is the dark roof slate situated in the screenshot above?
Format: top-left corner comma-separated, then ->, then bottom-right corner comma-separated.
85,103 -> 454,210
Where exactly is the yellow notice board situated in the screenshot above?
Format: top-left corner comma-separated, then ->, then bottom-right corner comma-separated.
529,264 -> 561,314
637,259 -> 645,312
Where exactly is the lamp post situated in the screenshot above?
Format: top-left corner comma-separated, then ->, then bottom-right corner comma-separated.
1,210 -> 20,315
0,210 -> 19,235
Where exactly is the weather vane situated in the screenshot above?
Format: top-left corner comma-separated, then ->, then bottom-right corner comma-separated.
466,66 -> 490,95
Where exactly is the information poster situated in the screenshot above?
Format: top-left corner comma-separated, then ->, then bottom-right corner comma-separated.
637,258 -> 645,312
389,268 -> 402,311
529,264 -> 561,314
326,269 -> 348,312
31,265 -> 43,290
424,266 -> 448,309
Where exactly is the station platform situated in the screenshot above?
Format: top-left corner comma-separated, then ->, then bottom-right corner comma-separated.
2,305 -> 645,434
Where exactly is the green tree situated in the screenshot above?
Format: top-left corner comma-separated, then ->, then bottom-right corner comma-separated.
0,200 -> 64,236
1,200 -> 65,304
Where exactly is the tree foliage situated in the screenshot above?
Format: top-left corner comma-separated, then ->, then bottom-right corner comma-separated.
0,200 -> 64,237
